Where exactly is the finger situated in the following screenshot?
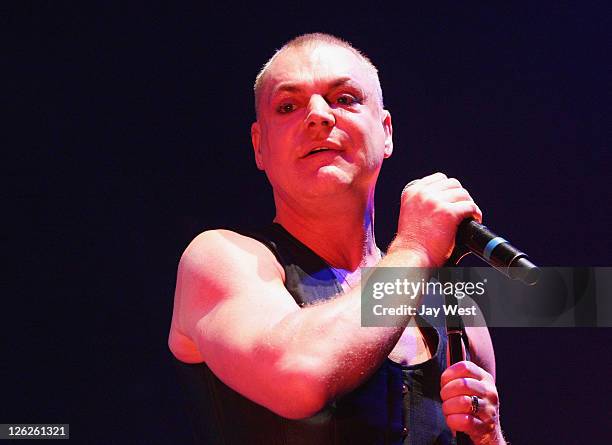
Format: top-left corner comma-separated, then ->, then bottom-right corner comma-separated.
441,378 -> 500,409
402,173 -> 449,195
441,361 -> 494,387
442,395 -> 474,416
435,188 -> 473,204
442,395 -> 497,423
446,202 -> 482,223
401,179 -> 421,194
402,174 -> 450,197
445,413 -> 494,437
424,177 -> 463,193
417,172 -> 448,186
440,377 -> 488,401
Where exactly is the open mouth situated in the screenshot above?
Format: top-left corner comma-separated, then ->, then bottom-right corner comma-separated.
305,147 -> 334,157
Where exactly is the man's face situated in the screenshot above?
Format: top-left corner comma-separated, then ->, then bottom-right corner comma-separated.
251,44 -> 393,202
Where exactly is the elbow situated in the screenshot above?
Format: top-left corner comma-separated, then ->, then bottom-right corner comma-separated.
269,376 -> 329,420
266,357 -> 332,419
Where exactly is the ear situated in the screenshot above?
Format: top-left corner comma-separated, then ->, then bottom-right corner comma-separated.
382,110 -> 393,158
251,122 -> 265,170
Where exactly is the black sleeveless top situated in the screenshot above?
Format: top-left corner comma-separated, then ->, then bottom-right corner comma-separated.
174,224 -> 464,444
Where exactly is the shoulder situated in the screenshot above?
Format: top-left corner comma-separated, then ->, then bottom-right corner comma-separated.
169,229 -> 287,362
179,229 -> 285,283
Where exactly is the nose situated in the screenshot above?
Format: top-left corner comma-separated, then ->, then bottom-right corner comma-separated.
305,95 -> 335,131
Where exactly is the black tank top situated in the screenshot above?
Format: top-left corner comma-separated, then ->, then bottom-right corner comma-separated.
174,223 -> 464,444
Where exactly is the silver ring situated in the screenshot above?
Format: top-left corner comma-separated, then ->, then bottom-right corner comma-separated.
470,395 -> 480,416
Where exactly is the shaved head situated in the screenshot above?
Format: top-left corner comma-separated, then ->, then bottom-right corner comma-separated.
254,33 -> 384,118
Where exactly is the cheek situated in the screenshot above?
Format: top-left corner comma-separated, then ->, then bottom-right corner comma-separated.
343,110 -> 384,140
260,130 -> 285,161
360,129 -> 388,171
351,120 -> 385,155
261,119 -> 297,152
259,128 -> 297,182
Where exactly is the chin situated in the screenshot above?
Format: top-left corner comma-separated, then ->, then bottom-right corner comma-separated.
296,168 -> 355,197
315,165 -> 355,186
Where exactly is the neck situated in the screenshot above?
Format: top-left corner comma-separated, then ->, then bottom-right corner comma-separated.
273,187 -> 380,271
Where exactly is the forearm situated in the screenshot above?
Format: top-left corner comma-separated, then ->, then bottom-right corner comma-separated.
262,246 -> 431,404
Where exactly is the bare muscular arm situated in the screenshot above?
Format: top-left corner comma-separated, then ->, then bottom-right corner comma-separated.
169,229 -> 428,418
168,173 -> 482,419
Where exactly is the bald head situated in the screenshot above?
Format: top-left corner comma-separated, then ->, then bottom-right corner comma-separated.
253,33 -> 384,119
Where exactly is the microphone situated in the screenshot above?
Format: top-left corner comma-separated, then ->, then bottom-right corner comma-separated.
454,219 -> 540,285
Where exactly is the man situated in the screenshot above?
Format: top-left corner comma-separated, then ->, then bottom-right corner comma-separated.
169,33 -> 506,444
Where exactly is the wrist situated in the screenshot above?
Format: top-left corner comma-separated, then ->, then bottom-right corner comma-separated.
386,238 -> 435,268
472,425 -> 507,445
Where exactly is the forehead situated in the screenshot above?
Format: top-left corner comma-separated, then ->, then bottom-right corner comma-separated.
263,44 -> 374,96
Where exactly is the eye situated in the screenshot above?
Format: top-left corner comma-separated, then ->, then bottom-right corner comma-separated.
277,102 -> 297,114
335,94 -> 360,106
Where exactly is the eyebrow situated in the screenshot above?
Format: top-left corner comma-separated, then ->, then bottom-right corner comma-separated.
269,77 -> 360,102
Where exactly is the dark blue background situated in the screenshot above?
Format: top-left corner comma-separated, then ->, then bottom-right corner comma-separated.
6,2 -> 611,443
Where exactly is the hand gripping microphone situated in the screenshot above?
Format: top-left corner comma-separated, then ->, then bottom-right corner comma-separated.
452,219 -> 541,285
